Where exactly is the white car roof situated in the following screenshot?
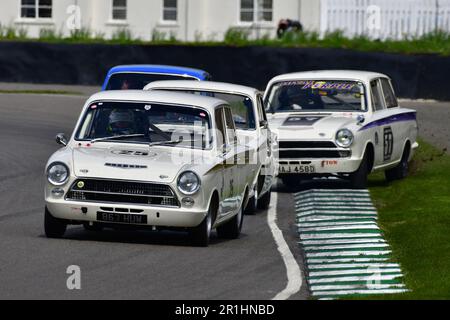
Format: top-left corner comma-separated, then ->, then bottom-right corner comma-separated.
85,90 -> 228,112
144,80 -> 259,98
268,70 -> 389,84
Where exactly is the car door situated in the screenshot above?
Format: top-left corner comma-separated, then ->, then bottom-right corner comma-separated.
223,106 -> 242,213
370,79 -> 390,167
379,77 -> 404,162
214,106 -> 230,218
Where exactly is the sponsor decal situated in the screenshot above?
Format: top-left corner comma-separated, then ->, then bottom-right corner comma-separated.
359,112 -> 416,131
383,127 -> 394,161
283,116 -> 323,126
279,80 -> 357,91
321,160 -> 338,167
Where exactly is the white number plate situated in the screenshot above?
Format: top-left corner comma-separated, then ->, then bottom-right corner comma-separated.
280,165 -> 316,174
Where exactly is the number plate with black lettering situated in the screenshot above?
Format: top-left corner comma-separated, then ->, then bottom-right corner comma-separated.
96,212 -> 148,225
279,165 -> 316,174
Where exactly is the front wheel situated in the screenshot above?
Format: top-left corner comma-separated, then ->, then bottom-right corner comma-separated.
189,205 -> 214,247
217,205 -> 244,239
44,207 -> 67,238
350,153 -> 369,189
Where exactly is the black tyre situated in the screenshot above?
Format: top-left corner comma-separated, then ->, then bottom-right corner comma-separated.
281,176 -> 300,189
350,152 -> 369,189
385,146 -> 410,182
217,205 -> 244,239
245,182 -> 259,215
83,222 -> 103,232
257,188 -> 272,210
189,203 -> 214,247
44,207 -> 67,238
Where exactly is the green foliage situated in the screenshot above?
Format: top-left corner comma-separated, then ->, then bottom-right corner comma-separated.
224,28 -> 250,45
1,24 -> 450,55
68,27 -> 92,41
111,28 -> 134,43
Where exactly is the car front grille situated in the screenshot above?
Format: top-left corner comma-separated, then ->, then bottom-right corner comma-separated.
65,179 -> 179,207
278,140 -> 350,159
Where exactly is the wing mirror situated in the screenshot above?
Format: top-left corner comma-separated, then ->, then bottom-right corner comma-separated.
356,115 -> 365,125
56,133 -> 68,146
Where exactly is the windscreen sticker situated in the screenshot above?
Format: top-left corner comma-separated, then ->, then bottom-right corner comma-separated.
279,80 -> 357,90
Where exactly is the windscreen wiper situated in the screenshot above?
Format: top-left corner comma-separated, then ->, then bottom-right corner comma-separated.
91,134 -> 145,143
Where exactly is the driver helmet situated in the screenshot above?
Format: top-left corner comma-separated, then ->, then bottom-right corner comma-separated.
108,109 -> 136,135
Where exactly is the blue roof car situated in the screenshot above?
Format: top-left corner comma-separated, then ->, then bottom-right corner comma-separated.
102,65 -> 211,91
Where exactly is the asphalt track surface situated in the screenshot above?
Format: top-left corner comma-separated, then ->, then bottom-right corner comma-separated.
0,87 -> 447,300
0,91 -> 310,300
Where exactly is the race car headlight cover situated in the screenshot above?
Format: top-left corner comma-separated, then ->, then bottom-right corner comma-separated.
335,129 -> 354,148
47,162 -> 70,186
177,171 -> 201,195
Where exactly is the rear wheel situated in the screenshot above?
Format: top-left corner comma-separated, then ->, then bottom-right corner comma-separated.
245,183 -> 258,215
385,145 -> 410,182
189,203 -> 214,247
44,207 -> 67,238
217,205 -> 244,239
350,152 -> 369,189
257,188 -> 272,210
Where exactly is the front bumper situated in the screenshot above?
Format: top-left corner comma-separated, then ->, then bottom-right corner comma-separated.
46,199 -> 207,228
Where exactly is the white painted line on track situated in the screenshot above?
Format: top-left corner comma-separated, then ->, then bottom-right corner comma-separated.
301,238 -> 387,246
312,288 -> 408,296
300,233 -> 383,240
307,257 -> 391,264
308,274 -> 403,284
306,250 -> 392,258
269,192 -> 303,300
308,263 -> 400,270
304,243 -> 390,251
309,268 -> 401,277
299,224 -> 380,232
298,221 -> 380,228
311,283 -> 405,291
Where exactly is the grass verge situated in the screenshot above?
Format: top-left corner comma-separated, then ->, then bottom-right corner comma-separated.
366,139 -> 450,299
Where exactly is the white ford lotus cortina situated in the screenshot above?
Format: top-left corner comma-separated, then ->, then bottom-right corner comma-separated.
263,70 -> 419,189
44,90 -> 258,246
144,80 -> 276,214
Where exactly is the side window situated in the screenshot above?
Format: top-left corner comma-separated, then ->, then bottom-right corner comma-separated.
214,108 -> 226,147
224,107 -> 237,144
380,78 -> 398,108
371,80 -> 385,112
257,95 -> 267,122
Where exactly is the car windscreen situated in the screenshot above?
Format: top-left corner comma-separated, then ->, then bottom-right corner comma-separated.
105,73 -> 199,90
76,101 -> 212,149
157,89 -> 256,130
265,80 -> 367,112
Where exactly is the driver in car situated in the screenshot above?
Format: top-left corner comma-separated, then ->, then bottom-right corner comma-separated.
107,109 -> 138,136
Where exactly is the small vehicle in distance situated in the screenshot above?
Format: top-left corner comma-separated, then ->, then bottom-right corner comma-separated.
101,65 -> 211,91
44,90 -> 256,246
264,70 -> 418,189
144,80 -> 276,214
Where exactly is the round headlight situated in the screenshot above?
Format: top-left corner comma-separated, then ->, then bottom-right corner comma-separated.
47,162 -> 69,186
177,171 -> 201,195
335,129 -> 354,148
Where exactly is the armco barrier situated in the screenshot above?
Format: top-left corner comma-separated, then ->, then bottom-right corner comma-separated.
0,41 -> 448,100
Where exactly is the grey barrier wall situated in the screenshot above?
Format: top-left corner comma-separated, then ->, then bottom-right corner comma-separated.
0,41 -> 446,100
